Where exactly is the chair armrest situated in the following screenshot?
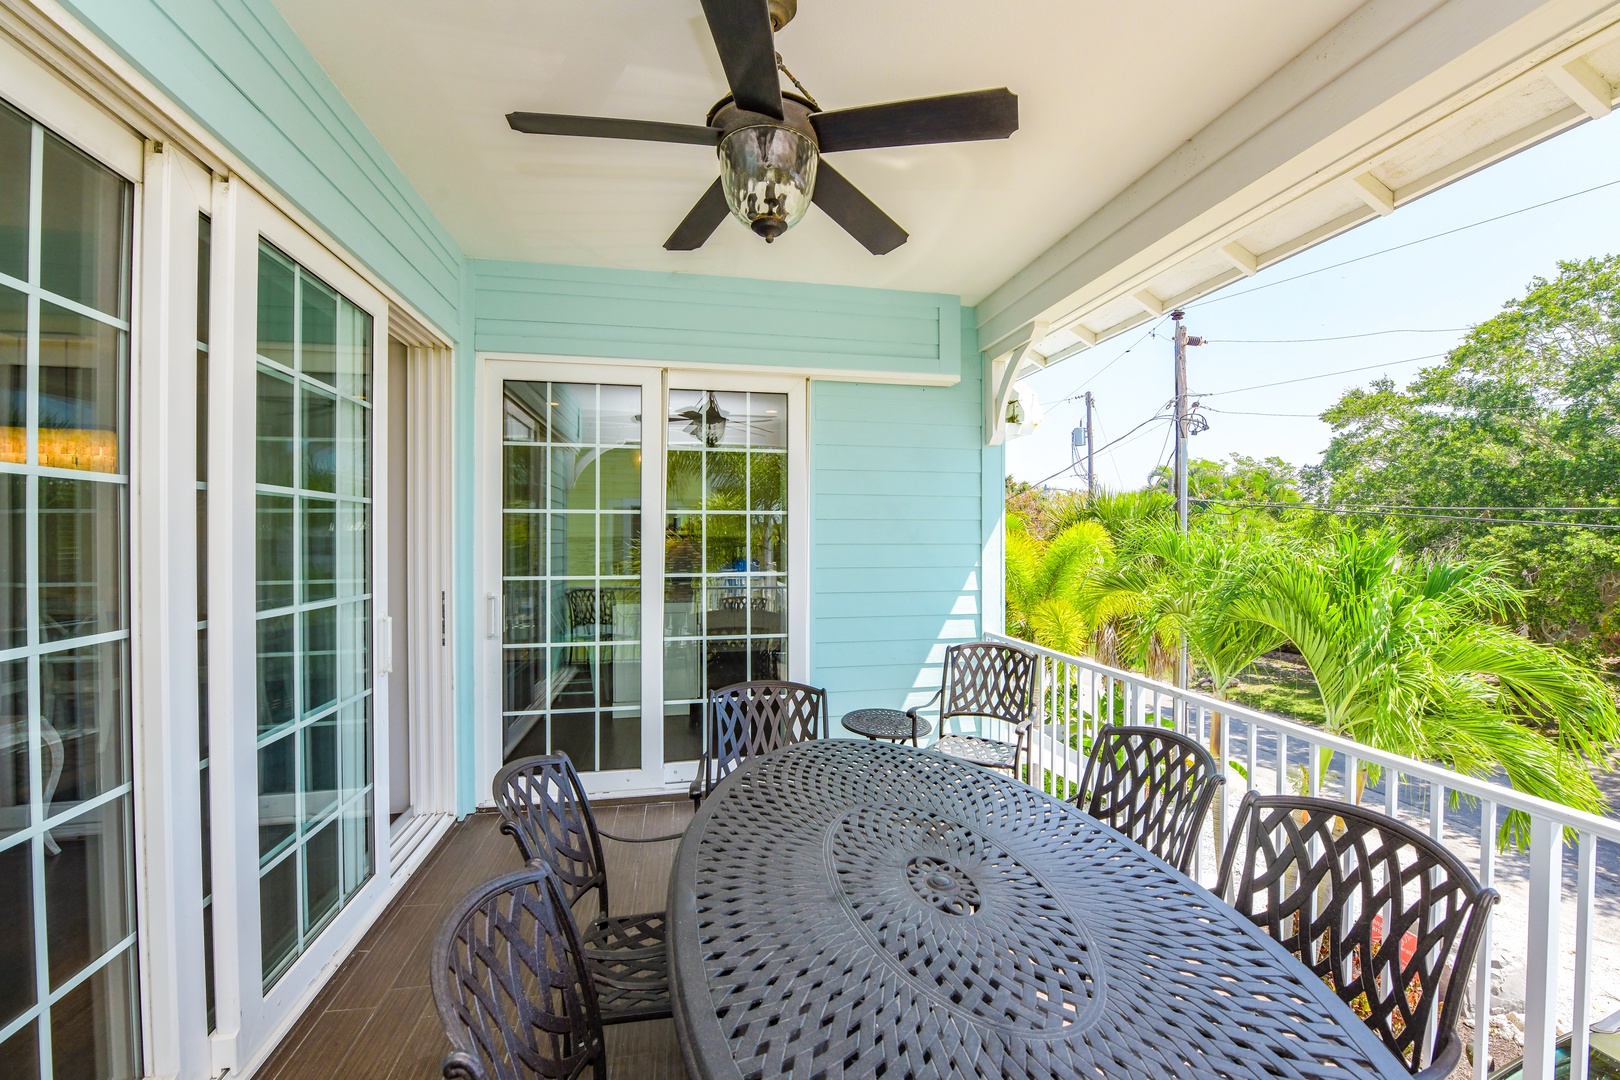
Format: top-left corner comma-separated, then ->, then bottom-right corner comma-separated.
442,1049 -> 491,1080
905,688 -> 942,721
598,826 -> 686,844
1412,1033 -> 1462,1080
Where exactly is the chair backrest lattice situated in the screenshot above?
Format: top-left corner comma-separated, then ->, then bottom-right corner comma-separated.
1076,724 -> 1222,873
705,680 -> 827,789
492,754 -> 610,916
1216,793 -> 1498,1077
939,642 -> 1039,729
430,863 -> 606,1080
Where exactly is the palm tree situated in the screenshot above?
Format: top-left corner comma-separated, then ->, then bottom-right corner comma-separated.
1004,518 -> 1115,654
1046,488 -> 1173,547
1236,531 -> 1619,828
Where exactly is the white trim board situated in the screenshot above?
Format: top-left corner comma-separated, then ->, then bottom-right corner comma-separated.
476,350 -> 959,388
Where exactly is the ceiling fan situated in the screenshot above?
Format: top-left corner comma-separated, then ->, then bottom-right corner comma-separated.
506,0 -> 1018,255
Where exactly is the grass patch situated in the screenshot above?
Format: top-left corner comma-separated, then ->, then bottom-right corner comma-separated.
1216,653 -> 1327,726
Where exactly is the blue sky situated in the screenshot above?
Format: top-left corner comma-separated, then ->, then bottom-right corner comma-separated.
1004,110 -> 1620,493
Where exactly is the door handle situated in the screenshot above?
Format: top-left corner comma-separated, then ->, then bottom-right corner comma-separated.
486,593 -> 499,639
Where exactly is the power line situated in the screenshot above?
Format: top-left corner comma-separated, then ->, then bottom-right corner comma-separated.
1206,327 -> 1468,344
1193,353 -> 1445,397
1055,316 -> 1171,404
1191,498 -> 1620,531
1190,176 -> 1620,310
1202,400 -> 1580,418
1033,408 -> 1173,486
1326,501 -> 1620,514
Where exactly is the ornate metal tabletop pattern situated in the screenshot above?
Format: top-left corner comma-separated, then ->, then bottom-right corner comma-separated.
840,707 -> 931,741
668,740 -> 1410,1080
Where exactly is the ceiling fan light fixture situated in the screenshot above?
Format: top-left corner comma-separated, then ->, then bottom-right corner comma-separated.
717,124 -> 817,243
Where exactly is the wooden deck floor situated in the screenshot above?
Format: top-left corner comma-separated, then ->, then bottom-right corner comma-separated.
257,800 -> 695,1080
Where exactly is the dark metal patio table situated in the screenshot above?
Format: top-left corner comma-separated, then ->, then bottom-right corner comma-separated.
667,739 -> 1411,1080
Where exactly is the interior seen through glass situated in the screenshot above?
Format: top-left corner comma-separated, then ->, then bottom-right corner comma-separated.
501,381 -> 643,772
0,98 -> 141,1080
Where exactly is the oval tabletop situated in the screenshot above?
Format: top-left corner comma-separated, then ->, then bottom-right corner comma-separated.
667,739 -> 1411,1080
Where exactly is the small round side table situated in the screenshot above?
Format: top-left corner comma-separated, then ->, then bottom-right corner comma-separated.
841,708 -> 931,747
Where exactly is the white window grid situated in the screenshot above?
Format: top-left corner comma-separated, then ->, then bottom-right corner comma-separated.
500,381 -> 642,771
662,391 -> 788,758
253,241 -> 373,990
0,108 -> 138,1079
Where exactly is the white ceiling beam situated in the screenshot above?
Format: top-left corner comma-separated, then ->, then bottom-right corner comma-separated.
1217,241 -> 1259,276
1344,171 -> 1395,215
1544,57 -> 1614,118
974,0 -> 1620,354
1130,288 -> 1165,316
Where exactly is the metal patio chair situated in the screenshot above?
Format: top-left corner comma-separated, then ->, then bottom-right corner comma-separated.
430,860 -> 607,1080
492,754 -> 681,1025
908,641 -> 1038,777
690,680 -> 827,806
1073,724 -> 1223,873
1216,792 -> 1499,1079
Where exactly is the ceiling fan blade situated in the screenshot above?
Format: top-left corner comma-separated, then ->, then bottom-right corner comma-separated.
810,88 -> 1018,152
810,160 -> 907,255
699,0 -> 783,119
664,179 -> 731,251
507,112 -> 721,146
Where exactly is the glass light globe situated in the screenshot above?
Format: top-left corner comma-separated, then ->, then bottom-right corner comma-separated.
717,125 -> 818,242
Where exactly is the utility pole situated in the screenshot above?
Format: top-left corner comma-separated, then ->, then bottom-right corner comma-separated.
1170,310 -> 1203,692
1084,391 -> 1095,496
1173,313 -> 1189,535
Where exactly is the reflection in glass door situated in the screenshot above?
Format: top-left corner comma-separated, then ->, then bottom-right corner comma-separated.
663,391 -> 788,766
500,382 -> 642,773
253,241 -> 374,988
0,100 -> 140,1080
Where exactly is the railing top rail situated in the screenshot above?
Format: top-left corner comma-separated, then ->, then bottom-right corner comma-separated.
989,632 -> 1620,843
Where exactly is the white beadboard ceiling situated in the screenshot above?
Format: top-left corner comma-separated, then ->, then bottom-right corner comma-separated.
269,0 -> 1364,304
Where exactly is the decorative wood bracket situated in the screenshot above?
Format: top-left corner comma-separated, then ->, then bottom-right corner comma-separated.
984,320 -> 1049,446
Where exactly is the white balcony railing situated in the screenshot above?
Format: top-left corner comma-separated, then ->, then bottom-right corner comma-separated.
984,632 -> 1620,1080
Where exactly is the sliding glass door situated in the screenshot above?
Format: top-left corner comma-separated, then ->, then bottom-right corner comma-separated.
483,363 -> 803,796
0,99 -> 139,1080
253,241 -> 375,988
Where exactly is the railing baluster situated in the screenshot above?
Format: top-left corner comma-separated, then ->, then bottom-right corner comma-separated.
1571,831 -> 1596,1080
1473,800 -> 1496,1080
1277,732 -> 1288,796
1522,815 -> 1562,1080
982,632 -> 1612,1080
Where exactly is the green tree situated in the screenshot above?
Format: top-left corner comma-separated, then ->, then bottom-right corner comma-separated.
1004,518 -> 1115,654
1305,256 -> 1620,661
1087,520 -> 1285,692
1235,531 -> 1619,827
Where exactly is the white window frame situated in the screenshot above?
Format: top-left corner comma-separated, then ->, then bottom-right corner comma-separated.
208,179 -> 396,1066
476,354 -> 808,799
1,50 -> 172,1080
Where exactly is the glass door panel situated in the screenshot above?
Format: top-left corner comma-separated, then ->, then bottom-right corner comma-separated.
663,390 -> 788,767
253,241 -> 374,989
0,100 -> 139,1080
500,381 -> 642,773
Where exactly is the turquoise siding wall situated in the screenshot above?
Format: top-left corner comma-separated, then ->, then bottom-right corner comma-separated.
59,0 -> 464,334
469,263 -> 986,731
812,310 -> 991,726
472,260 -> 959,381
56,0 -> 997,808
